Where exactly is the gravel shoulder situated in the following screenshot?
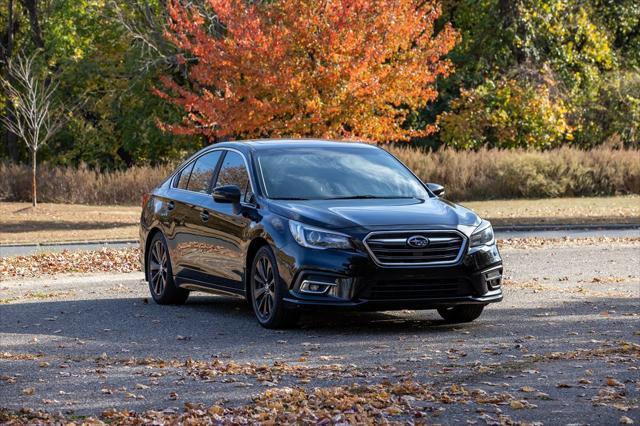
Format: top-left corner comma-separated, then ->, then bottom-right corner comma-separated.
0,242 -> 639,424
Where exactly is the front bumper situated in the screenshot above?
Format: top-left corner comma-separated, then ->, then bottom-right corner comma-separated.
278,241 -> 504,311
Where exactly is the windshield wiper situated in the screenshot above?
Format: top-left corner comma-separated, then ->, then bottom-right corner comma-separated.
271,197 -> 311,200
322,195 -> 415,200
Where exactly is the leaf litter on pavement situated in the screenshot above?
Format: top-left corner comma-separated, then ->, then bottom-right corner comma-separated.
1,340 -> 638,424
0,248 -> 140,279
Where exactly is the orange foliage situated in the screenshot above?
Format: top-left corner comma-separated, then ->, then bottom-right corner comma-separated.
156,0 -> 458,142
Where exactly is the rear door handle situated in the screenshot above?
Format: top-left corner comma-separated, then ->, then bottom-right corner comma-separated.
200,210 -> 210,222
167,201 -> 175,211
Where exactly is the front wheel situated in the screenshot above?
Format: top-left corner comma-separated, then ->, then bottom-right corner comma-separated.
147,233 -> 189,305
437,305 -> 485,323
250,246 -> 300,329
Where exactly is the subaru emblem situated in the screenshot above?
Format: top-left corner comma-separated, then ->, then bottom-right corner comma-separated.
407,235 -> 430,248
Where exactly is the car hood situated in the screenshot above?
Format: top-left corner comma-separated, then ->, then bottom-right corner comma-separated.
266,198 -> 481,235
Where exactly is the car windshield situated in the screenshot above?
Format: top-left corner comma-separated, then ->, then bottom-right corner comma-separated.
256,146 -> 430,200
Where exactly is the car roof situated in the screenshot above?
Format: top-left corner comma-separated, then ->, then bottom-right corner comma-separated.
208,139 -> 379,154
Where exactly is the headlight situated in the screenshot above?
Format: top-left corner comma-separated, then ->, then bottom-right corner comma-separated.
289,220 -> 352,250
470,220 -> 495,247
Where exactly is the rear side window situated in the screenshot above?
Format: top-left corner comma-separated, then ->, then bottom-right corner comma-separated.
175,162 -> 194,189
186,151 -> 223,193
215,151 -> 253,202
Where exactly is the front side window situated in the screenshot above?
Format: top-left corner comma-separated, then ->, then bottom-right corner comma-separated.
256,146 -> 429,200
186,151 -> 223,193
215,151 -> 253,202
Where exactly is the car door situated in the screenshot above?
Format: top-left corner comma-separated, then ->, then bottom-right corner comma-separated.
161,159 -> 194,273
170,150 -> 224,283
197,149 -> 255,291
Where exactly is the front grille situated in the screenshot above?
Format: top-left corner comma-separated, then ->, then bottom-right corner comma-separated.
368,277 -> 473,300
364,230 -> 466,266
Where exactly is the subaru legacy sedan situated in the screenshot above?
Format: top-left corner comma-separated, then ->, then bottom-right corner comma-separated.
140,140 -> 503,328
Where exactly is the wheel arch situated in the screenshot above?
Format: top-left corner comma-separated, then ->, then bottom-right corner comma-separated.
244,237 -> 271,297
144,227 -> 163,281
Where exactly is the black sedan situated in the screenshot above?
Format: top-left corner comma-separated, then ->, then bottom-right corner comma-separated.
140,140 -> 503,328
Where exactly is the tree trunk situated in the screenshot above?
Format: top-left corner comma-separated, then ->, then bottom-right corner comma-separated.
498,0 -> 525,64
18,0 -> 45,49
31,149 -> 37,207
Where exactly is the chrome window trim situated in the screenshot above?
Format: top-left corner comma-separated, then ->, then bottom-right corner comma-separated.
170,147 -> 258,207
362,229 -> 467,268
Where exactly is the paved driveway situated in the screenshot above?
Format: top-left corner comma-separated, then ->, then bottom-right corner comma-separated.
1,242 -> 638,424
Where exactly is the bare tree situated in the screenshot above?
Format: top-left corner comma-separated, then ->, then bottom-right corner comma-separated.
0,53 -> 69,207
111,0 -> 211,75
111,0 -> 178,73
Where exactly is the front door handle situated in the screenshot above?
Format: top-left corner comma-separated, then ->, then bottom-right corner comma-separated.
200,210 -> 210,222
167,201 -> 175,211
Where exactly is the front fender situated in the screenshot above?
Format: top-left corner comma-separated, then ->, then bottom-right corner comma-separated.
244,211 -> 296,286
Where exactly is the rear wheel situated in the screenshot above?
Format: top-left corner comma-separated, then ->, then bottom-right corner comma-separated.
147,233 -> 189,305
437,305 -> 485,323
250,246 -> 300,329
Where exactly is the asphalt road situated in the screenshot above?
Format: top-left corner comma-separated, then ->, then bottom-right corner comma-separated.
1,242 -> 639,424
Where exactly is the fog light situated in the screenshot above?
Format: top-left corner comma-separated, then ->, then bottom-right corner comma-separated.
485,269 -> 502,290
298,276 -> 356,300
299,280 -> 334,295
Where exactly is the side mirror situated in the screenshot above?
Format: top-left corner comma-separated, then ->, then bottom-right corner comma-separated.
426,182 -> 445,197
212,185 -> 241,204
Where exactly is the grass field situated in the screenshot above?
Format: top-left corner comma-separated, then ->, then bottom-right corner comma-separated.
1,196 -> 638,244
0,203 -> 139,244
461,196 -> 640,226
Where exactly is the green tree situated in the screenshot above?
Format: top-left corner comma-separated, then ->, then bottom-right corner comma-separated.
433,0 -> 638,149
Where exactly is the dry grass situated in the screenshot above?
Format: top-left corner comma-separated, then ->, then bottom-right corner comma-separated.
1,197 -> 638,245
0,162 -> 173,205
388,145 -> 640,201
1,146 -> 639,205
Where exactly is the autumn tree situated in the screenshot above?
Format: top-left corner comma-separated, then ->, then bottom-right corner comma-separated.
156,0 -> 458,142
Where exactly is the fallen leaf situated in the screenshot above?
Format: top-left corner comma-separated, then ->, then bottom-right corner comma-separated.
608,378 -> 624,387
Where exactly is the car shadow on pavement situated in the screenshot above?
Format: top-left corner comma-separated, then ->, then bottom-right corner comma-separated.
1,293 -> 638,358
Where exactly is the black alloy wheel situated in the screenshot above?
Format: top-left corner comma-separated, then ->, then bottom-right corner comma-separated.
149,239 -> 168,296
253,255 -> 276,321
250,246 -> 299,328
147,233 -> 189,305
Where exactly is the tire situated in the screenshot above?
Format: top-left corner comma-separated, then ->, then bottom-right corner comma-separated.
249,245 -> 300,329
437,305 -> 485,323
146,233 -> 189,305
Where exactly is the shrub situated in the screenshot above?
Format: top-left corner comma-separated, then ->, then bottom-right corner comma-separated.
437,78 -> 573,150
